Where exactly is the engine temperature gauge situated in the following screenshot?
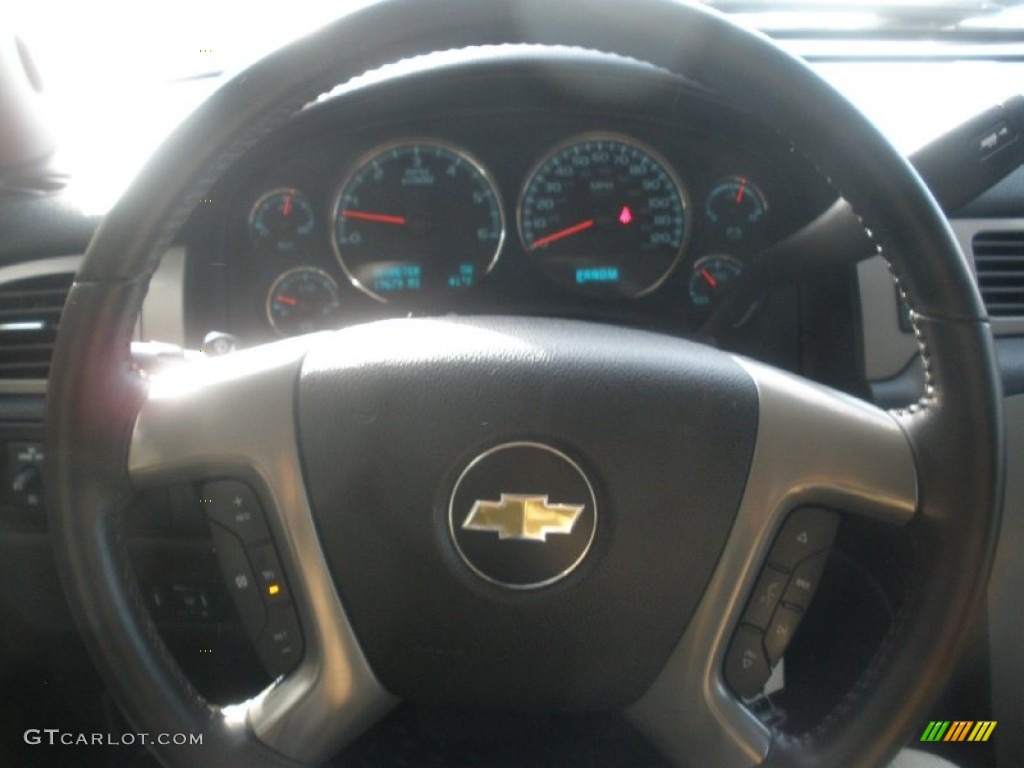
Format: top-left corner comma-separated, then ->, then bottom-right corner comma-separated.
266,267 -> 340,336
705,177 -> 767,243
688,255 -> 745,309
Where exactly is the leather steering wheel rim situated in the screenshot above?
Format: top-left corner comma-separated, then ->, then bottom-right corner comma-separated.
45,1 -> 1003,766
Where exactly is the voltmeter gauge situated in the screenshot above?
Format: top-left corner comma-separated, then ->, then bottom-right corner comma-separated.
688,255 -> 745,309
704,177 -> 767,243
266,267 -> 340,336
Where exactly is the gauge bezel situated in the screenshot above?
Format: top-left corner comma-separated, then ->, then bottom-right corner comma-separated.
248,187 -> 316,255
329,138 -> 506,304
688,253 -> 745,307
516,131 -> 692,299
704,176 -> 769,238
265,266 -> 340,337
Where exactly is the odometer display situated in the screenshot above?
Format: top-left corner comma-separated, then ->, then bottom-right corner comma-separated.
518,135 -> 689,298
331,142 -> 504,301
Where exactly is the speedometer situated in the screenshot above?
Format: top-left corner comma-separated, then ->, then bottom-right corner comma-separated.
518,135 -> 689,298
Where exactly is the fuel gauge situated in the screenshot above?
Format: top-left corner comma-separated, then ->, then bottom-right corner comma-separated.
250,188 -> 316,255
705,177 -> 767,243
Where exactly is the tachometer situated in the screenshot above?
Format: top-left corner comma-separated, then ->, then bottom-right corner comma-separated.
331,141 -> 505,301
518,135 -> 689,298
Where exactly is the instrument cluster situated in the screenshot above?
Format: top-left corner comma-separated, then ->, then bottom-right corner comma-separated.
214,80 -> 829,341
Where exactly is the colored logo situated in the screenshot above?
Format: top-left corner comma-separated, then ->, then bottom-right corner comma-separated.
448,441 -> 598,589
920,721 -> 996,742
463,494 -> 584,542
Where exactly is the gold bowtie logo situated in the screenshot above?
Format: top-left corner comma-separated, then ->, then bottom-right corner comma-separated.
462,494 -> 585,542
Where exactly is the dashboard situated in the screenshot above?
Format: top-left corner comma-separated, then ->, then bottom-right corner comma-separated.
4,38 -> 1024,767
184,52 -> 835,349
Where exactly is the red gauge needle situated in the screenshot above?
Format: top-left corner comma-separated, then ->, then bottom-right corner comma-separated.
702,269 -> 718,288
531,218 -> 595,249
275,295 -> 298,306
341,210 -> 407,225
735,178 -> 747,204
282,195 -> 292,218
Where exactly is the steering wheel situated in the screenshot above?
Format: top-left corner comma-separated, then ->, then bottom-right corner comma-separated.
45,1 -> 1003,766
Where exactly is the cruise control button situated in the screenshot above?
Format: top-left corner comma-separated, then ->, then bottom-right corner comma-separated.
742,566 -> 788,630
725,626 -> 771,699
764,604 -> 804,664
782,550 -> 829,610
209,522 -> 266,637
257,603 -> 303,677
249,543 -> 290,604
768,507 -> 838,571
202,480 -> 270,546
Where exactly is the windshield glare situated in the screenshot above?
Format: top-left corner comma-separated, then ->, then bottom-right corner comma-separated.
11,0 -> 1023,214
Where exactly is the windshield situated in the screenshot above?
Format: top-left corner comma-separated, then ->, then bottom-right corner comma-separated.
708,0 -> 1024,33
11,0 -> 1024,213
12,1 -> 1024,92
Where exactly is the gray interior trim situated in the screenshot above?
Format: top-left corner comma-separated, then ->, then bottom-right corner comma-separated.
139,246 -> 186,346
627,356 -> 918,767
127,336 -> 396,764
858,256 -> 921,381
862,219 -> 1024,384
0,379 -> 46,395
0,253 -> 82,285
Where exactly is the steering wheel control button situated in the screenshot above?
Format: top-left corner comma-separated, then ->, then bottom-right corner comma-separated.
201,480 -> 270,546
7,442 -> 45,514
256,603 -> 303,677
741,566 -> 788,630
782,550 -> 829,611
764,604 -> 804,664
249,543 -> 290,604
448,442 -> 597,589
725,626 -> 771,699
209,522 -> 266,636
768,507 -> 839,571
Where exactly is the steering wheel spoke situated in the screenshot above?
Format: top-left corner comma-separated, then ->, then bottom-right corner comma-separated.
627,358 -> 918,767
733,356 -> 918,526
129,336 -> 396,764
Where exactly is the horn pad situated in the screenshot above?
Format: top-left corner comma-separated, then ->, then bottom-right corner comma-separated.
298,317 -> 758,708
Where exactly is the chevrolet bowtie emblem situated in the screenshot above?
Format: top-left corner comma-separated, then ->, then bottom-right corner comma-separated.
463,494 -> 585,542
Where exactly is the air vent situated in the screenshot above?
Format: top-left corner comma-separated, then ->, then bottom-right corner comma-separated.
0,272 -> 74,379
972,231 -> 1024,317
